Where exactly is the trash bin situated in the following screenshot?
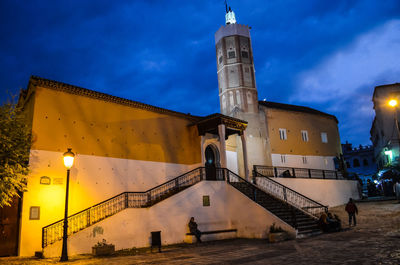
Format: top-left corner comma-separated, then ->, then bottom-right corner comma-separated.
151,231 -> 161,252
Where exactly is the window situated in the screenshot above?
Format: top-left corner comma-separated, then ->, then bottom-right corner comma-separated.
228,51 -> 236,59
229,91 -> 234,106
244,67 -> 249,73
219,56 -> 223,64
29,206 -> 40,220
301,130 -> 309,142
247,91 -> 253,104
363,159 -> 369,166
353,159 -> 360,167
279,128 -> 287,140
241,51 -> 249,58
321,132 -> 328,143
203,195 -> 210,206
281,155 -> 286,163
346,161 -> 351,168
236,91 -> 241,105
302,156 -> 307,164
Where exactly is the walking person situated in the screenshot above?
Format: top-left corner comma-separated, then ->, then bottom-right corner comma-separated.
345,198 -> 358,226
188,217 -> 202,243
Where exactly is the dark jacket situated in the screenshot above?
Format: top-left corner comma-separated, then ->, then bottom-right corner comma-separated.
345,202 -> 358,214
188,220 -> 198,233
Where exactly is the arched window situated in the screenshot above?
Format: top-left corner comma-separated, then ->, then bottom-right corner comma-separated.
229,92 -> 234,109
236,91 -> 241,105
353,159 -> 360,167
363,159 -> 369,166
247,91 -> 253,104
222,95 -> 226,111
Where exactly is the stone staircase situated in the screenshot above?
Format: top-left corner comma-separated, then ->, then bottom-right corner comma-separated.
229,182 -> 321,236
42,167 -> 324,249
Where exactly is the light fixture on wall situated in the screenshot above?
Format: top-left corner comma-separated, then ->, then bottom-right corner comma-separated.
60,148 -> 75,262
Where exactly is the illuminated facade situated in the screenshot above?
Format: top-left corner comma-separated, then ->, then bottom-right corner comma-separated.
5,6 -> 359,258
370,83 -> 400,169
215,8 -> 342,176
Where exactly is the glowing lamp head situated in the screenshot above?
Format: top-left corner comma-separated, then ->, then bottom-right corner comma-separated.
388,99 -> 398,107
63,148 -> 75,169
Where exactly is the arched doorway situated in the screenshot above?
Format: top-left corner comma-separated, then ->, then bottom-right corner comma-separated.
205,144 -> 219,180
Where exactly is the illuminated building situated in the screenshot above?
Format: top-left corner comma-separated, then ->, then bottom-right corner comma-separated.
1,5 -> 360,257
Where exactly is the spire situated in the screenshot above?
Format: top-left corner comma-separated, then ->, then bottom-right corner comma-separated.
224,1 -> 236,25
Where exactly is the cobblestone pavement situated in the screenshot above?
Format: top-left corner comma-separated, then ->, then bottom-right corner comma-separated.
2,200 -> 400,265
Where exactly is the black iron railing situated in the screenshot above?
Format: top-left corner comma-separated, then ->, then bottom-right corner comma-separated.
42,167 -> 207,248
253,171 -> 328,217
224,169 -> 299,228
254,165 -> 343,179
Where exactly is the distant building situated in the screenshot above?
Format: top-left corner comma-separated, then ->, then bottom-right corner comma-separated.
370,83 -> 400,169
342,141 -> 377,187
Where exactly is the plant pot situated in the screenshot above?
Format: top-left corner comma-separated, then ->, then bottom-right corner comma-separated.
268,232 -> 287,243
92,245 -> 115,256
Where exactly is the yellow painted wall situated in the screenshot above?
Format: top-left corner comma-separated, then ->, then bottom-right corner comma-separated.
265,108 -> 341,156
30,85 -> 201,164
18,82 -> 203,256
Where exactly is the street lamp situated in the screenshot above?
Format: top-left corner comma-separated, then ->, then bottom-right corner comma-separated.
388,99 -> 400,139
60,148 -> 75,262
388,99 -> 398,107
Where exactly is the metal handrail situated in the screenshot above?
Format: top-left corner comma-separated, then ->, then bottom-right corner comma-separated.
223,168 -> 299,228
42,167 -> 207,248
254,165 -> 343,179
253,171 -> 328,217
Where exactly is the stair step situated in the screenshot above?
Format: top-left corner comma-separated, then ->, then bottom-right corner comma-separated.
230,179 -> 325,238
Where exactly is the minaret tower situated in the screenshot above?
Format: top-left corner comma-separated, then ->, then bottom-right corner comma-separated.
215,4 -> 258,116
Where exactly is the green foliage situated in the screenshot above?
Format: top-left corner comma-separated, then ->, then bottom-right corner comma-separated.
0,102 -> 31,207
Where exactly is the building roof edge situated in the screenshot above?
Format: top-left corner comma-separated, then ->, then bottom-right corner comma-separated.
28,76 -> 201,122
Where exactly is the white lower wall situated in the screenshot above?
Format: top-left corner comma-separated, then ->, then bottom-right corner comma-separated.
271,153 -> 336,170
226,151 -> 238,174
261,177 -> 360,207
19,149 -> 201,256
43,181 -> 295,257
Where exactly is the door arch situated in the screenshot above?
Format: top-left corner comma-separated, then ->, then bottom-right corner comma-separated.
204,144 -> 220,180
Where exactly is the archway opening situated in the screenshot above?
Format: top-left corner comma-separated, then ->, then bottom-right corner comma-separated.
205,145 -> 219,180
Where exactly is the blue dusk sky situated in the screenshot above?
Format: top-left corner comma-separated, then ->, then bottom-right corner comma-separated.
1,0 -> 400,146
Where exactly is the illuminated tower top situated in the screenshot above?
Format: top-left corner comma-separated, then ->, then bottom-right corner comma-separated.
215,3 -> 258,116
225,6 -> 236,25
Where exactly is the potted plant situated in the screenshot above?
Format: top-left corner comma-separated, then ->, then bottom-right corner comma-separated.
268,223 -> 288,243
92,239 -> 115,256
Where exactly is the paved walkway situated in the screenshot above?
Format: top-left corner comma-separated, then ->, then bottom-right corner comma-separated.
2,200 -> 400,264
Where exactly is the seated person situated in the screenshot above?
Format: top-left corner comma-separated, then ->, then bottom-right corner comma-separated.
188,217 -> 202,243
327,212 -> 341,232
318,212 -> 329,232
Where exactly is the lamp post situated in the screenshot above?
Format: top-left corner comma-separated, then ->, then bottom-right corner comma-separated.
60,148 -> 75,262
388,99 -> 400,140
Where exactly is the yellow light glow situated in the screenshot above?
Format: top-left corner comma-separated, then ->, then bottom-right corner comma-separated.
63,148 -> 75,169
388,99 -> 398,107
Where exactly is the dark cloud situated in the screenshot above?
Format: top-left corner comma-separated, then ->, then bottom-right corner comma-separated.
1,0 -> 400,146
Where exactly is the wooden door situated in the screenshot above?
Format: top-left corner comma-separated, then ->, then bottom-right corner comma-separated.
0,197 -> 21,256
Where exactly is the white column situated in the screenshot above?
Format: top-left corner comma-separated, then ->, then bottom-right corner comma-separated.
218,124 -> 227,168
200,135 -> 205,165
241,132 -> 250,181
